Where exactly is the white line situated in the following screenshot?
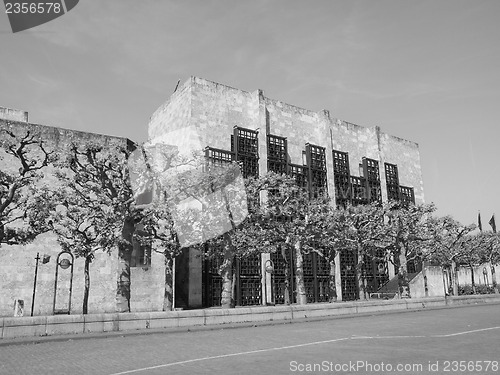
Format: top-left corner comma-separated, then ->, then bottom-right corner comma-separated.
109,337 -> 351,375
108,326 -> 500,375
431,326 -> 500,337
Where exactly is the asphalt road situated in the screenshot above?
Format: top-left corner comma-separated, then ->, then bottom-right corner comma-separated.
1,304 -> 499,375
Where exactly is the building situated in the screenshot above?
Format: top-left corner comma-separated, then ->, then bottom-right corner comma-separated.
0,76 -> 426,316
148,77 -> 425,308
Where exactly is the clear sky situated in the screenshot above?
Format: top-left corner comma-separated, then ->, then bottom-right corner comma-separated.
1,0 -> 499,226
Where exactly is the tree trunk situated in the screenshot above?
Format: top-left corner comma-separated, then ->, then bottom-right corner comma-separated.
398,249 -> 411,298
491,263 -> 499,294
421,262 -> 429,297
295,240 -> 307,305
470,265 -> 476,294
451,260 -> 459,296
220,233 -> 234,308
116,217 -> 134,312
328,258 -> 337,302
163,256 -> 174,311
282,244 -> 291,305
83,255 -> 91,315
356,243 -> 367,300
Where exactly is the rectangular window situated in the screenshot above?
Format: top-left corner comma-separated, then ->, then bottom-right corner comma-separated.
233,126 -> 259,178
400,185 -> 415,206
332,150 -> 350,207
362,157 -> 382,203
384,163 -> 400,202
267,134 -> 288,174
305,144 -> 327,198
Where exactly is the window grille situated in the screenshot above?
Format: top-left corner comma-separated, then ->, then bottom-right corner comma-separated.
232,126 -> 259,178
362,157 -> 382,203
289,164 -> 309,190
267,134 -> 288,174
305,144 -> 327,198
205,147 -> 234,165
350,176 -> 367,206
400,185 -> 415,206
333,150 -> 351,207
385,163 -> 400,201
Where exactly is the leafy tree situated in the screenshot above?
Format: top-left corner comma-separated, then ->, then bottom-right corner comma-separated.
383,202 -> 436,297
455,233 -> 489,294
330,203 -> 388,300
0,127 -> 56,246
55,141 -> 138,313
427,216 -> 475,295
474,232 -> 500,293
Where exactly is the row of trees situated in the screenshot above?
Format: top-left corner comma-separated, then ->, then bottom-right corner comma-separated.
1,127 -> 499,314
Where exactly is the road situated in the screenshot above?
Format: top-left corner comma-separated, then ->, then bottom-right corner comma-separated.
1,304 -> 499,374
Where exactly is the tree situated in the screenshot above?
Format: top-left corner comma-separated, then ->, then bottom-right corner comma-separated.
331,203 -> 388,300
428,216 -> 475,296
0,127 -> 56,246
455,233 -> 488,294
55,141 -> 138,313
383,202 -> 436,297
475,232 -> 500,293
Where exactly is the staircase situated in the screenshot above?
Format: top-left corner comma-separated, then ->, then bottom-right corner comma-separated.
370,272 -> 419,299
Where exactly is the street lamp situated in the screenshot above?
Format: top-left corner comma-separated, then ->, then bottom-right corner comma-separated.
264,259 -> 275,305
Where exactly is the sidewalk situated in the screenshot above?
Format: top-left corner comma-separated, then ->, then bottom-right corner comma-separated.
1,294 -> 499,346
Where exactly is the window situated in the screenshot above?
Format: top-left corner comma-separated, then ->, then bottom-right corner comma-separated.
267,134 -> 288,174
385,163 -> 400,202
332,150 -> 350,207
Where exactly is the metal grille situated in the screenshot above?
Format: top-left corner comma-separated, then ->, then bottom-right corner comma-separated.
237,254 -> 261,306
231,127 -> 259,178
340,250 -> 358,301
363,249 -> 389,294
350,176 -> 367,206
270,248 -> 294,305
302,252 -> 331,303
362,157 -> 382,203
333,150 -> 350,207
205,147 -> 234,165
306,144 -> 326,170
235,128 -> 258,155
289,164 -> 309,189
385,163 -> 400,201
267,134 -> 288,174
202,253 -> 224,307
400,185 -> 415,206
306,144 -> 327,198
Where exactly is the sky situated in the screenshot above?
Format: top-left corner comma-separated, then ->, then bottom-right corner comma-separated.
0,0 -> 499,227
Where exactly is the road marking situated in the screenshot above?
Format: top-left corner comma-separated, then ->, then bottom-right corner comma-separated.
108,326 -> 500,375
431,326 -> 500,337
108,337 -> 351,375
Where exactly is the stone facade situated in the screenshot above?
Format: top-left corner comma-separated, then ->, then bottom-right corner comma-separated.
0,114 -> 166,317
148,77 -> 425,306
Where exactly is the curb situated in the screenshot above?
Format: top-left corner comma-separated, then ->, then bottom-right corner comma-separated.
1,295 -> 499,343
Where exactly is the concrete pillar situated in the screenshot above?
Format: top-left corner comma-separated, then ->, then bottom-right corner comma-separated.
261,253 -> 273,305
335,252 -> 342,301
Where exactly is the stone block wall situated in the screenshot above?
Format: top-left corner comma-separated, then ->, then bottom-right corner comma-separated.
0,118 -> 167,316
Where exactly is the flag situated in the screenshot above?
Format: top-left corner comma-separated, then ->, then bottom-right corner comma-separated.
478,212 -> 482,231
489,215 -> 496,233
